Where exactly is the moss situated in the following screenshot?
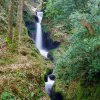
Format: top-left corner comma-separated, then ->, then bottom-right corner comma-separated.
76,81 -> 100,100
55,78 -> 100,100
77,82 -> 83,100
0,33 -> 53,99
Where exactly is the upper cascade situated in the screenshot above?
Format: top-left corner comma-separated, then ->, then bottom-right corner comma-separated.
35,11 -> 48,58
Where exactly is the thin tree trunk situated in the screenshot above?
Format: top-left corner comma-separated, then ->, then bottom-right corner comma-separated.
16,0 -> 24,53
8,0 -> 14,42
81,19 -> 95,35
17,0 -> 24,35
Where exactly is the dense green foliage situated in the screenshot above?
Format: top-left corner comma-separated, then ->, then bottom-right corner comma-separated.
0,0 -> 49,100
44,0 -> 100,99
55,33 -> 100,81
44,0 -> 100,34
44,0 -> 100,81
0,0 -> 18,34
0,0 -> 9,33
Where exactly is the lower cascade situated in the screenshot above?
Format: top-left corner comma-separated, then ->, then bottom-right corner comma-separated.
44,70 -> 63,100
35,11 -> 48,58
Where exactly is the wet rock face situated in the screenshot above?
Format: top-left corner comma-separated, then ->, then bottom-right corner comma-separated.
33,0 -> 39,3
29,0 -> 39,3
42,32 -> 60,50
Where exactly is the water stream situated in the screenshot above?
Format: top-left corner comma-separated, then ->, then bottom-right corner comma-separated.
30,8 -> 63,99
35,12 -> 48,58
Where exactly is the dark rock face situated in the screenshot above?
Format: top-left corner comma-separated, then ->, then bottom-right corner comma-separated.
25,21 -> 36,41
49,74 -> 55,81
50,90 -> 63,100
42,32 -> 60,50
34,15 -> 39,23
44,68 -> 53,82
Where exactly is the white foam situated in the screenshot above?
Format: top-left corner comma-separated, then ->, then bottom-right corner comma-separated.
36,12 -> 43,23
45,77 -> 55,95
40,49 -> 48,58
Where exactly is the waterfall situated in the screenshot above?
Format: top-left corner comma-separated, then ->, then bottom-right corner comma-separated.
35,12 -> 48,58
36,19 -> 42,49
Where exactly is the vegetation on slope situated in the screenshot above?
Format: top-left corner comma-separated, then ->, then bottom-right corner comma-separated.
0,0 -> 51,99
44,0 -> 100,99
0,0 -> 100,100
0,33 -> 52,99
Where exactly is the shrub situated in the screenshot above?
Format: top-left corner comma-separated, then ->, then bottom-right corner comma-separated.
44,0 -> 100,34
54,32 -> 100,82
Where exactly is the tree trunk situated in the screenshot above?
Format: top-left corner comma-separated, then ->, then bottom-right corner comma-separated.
16,0 -> 24,34
16,0 -> 24,53
8,0 -> 14,42
81,19 -> 95,35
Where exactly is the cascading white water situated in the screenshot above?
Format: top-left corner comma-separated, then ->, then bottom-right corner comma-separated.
36,12 -> 48,58
36,16 -> 43,49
